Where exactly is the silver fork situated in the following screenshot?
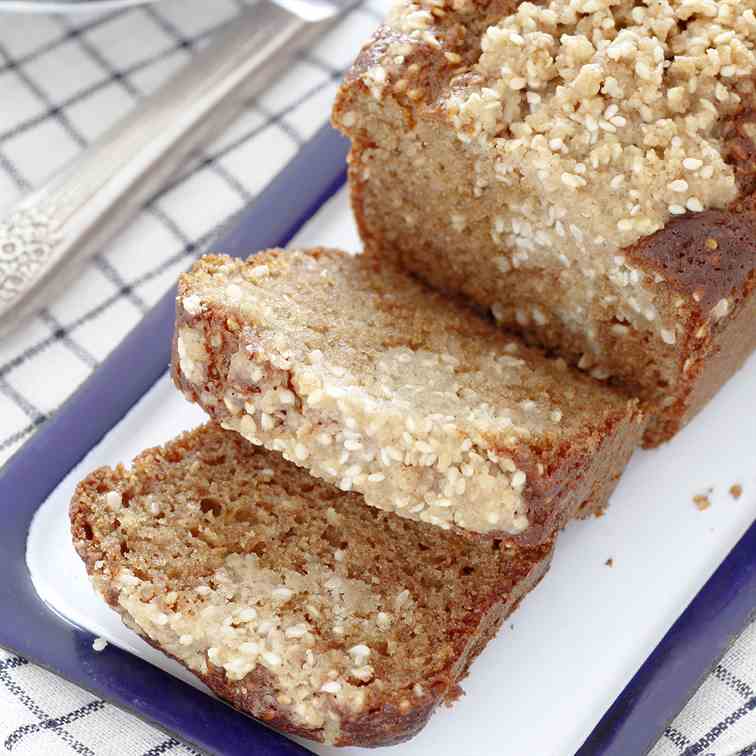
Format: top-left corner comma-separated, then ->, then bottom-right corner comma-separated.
0,0 -> 358,336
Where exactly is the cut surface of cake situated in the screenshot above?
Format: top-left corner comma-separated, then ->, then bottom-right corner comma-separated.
332,0 -> 756,445
70,424 -> 552,747
172,248 -> 643,540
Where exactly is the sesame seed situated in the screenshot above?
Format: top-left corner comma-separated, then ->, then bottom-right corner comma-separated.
495,256 -> 511,273
686,197 -> 703,212
668,179 -> 688,192
712,298 -> 730,319
511,470 -> 527,488
285,624 -> 308,639
257,620 -> 275,636
348,644 -> 371,661
262,652 -> 281,667
561,172 -> 587,189
683,158 -> 703,170
105,491 -> 122,509
661,329 -> 676,345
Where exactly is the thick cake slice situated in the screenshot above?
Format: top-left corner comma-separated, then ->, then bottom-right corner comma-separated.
332,0 -> 756,446
70,424 -> 552,747
172,248 -> 643,541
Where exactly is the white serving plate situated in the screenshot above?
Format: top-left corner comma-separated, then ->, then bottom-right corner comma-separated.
28,187 -> 756,756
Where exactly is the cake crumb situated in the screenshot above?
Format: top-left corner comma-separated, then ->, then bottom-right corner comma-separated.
729,484 -> 742,500
693,492 -> 712,512
605,558 -> 614,568
92,637 -> 108,652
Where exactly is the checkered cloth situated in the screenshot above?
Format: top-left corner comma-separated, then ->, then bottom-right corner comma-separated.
0,4 -> 753,755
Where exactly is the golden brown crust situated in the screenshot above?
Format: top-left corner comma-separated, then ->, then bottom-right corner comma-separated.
506,404 -> 642,541
642,265 -> 756,445
625,198 -> 756,313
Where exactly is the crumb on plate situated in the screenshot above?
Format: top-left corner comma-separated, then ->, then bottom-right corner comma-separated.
693,493 -> 712,512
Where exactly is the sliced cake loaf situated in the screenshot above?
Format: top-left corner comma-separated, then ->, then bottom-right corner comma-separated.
70,424 -> 553,747
332,0 -> 756,446
172,248 -> 643,541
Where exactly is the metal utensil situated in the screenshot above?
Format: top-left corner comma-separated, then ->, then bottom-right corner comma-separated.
0,0 -> 357,336
0,0 -> 158,12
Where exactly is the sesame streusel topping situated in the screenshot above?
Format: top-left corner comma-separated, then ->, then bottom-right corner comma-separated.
365,0 -> 755,339
174,250 -> 633,537
75,426 -> 559,744
113,549 -> 390,732
219,339 -> 538,534
179,319 -> 540,535
445,0 -> 751,245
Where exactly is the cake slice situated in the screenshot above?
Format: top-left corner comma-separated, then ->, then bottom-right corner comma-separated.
70,424 -> 553,747
332,0 -> 756,446
172,248 -> 643,541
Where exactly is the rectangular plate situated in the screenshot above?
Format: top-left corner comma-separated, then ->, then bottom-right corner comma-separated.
1,123 -> 755,756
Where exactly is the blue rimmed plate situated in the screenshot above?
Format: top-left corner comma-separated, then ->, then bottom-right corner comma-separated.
1,122 -> 754,756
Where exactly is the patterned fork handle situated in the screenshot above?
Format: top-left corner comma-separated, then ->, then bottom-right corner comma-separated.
0,0 -> 350,337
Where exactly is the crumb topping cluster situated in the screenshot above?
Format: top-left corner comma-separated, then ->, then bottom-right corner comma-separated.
178,316 -> 555,534
446,0 -> 750,239
103,489 -> 418,734
359,0 -> 754,338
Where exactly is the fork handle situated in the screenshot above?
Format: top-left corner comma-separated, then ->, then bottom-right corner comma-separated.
0,3 -> 336,336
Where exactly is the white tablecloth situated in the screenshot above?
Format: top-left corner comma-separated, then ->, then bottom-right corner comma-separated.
0,3 -> 753,754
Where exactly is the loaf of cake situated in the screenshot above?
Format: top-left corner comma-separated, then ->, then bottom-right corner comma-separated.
332,0 -> 756,446
172,248 -> 643,541
70,424 -> 553,747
